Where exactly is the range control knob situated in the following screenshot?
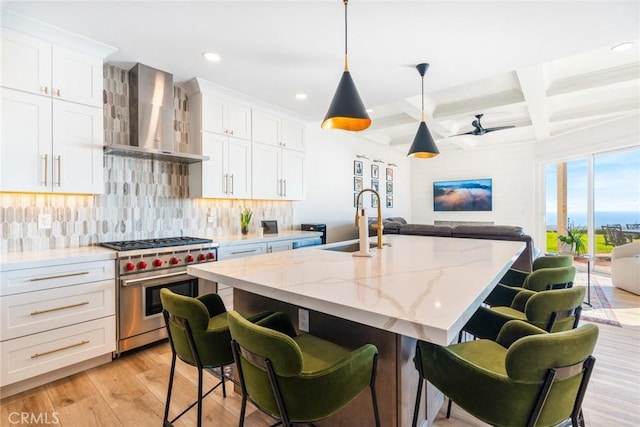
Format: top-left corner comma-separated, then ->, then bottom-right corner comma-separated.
207,252 -> 216,260
170,256 -> 180,265
185,254 -> 194,263
138,261 -> 148,270
153,259 -> 164,267
197,253 -> 207,261
125,262 -> 136,272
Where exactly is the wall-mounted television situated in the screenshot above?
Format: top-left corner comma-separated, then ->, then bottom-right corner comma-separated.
433,178 -> 492,211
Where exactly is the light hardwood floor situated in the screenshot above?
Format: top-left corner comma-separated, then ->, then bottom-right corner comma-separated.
2,275 -> 639,427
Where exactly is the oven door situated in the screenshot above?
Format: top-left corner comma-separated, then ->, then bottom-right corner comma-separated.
119,272 -> 198,345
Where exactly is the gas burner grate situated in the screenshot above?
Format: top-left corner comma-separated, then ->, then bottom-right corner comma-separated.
100,237 -> 213,251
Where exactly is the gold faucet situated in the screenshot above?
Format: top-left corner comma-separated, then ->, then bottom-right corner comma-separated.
355,188 -> 383,249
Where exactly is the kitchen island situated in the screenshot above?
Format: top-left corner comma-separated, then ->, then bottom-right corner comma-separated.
188,234 -> 525,427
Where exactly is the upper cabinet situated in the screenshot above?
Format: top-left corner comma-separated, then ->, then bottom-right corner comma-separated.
1,29 -> 103,107
252,109 -> 305,152
0,29 -> 105,194
198,92 -> 252,140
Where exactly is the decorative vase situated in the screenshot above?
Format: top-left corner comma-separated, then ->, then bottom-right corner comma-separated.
241,225 -> 249,235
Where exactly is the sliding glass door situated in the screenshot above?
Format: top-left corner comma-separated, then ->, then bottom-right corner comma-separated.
545,147 -> 640,272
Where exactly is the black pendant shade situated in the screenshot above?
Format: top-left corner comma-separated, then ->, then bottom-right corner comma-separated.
322,0 -> 371,131
322,70 -> 371,131
407,63 -> 439,158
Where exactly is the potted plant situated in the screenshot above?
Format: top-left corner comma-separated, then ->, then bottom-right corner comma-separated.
558,221 -> 587,256
240,207 -> 252,235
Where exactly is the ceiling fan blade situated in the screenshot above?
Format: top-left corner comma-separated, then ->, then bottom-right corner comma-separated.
450,130 -> 477,137
484,125 -> 516,133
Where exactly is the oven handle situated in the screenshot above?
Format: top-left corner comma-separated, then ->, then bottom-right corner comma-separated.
121,272 -> 193,287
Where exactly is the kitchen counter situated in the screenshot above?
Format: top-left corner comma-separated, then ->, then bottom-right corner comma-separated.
214,230 -> 322,247
0,246 -> 116,271
188,234 -> 524,344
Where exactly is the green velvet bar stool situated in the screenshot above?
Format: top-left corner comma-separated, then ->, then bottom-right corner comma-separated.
500,255 -> 575,286
464,286 -> 585,342
413,320 -> 599,427
227,310 -> 381,427
485,265 -> 576,307
160,289 -> 271,427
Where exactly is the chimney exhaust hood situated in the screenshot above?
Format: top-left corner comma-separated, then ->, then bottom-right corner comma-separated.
104,63 -> 208,164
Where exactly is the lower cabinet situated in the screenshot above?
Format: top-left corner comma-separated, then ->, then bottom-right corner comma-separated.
216,242 -> 268,309
0,258 -> 116,391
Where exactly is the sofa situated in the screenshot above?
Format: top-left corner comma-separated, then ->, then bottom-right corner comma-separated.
611,241 -> 640,295
374,217 -> 535,272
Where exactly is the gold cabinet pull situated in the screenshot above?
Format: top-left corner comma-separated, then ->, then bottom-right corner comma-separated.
42,154 -> 48,186
30,301 -> 89,316
41,86 -> 49,95
55,89 -> 61,97
56,155 -> 61,186
31,340 -> 90,359
30,271 -> 89,282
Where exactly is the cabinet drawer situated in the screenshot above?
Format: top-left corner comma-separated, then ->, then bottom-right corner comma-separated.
218,243 -> 267,260
0,316 -> 115,386
1,280 -> 115,341
1,260 -> 114,296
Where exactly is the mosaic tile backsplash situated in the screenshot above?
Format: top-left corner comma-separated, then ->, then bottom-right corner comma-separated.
0,65 -> 292,253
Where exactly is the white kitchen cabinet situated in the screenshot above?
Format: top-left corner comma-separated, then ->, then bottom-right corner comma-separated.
267,240 -> 292,253
0,89 -> 103,194
216,242 -> 267,310
1,28 -> 103,107
0,258 -> 115,389
195,91 -> 251,140
252,109 -> 305,152
190,132 -> 252,199
252,142 -> 305,200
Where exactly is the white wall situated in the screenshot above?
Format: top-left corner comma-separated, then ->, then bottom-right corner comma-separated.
294,127 -> 411,243
410,142 -> 538,235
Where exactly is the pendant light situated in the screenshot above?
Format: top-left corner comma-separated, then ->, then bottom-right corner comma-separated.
322,0 -> 371,131
407,63 -> 439,158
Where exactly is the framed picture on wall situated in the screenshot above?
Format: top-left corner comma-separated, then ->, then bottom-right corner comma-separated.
372,195 -> 378,208
354,160 -> 363,176
354,192 -> 360,207
354,177 -> 363,192
386,182 -> 393,194
371,179 -> 379,192
386,195 -> 393,208
386,168 -> 393,181
371,164 -> 379,179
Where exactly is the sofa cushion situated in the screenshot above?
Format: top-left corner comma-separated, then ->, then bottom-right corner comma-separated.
399,224 -> 453,237
452,225 -> 524,238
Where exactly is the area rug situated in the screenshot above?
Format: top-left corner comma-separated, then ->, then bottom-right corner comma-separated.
207,365 -> 237,384
574,273 -> 621,327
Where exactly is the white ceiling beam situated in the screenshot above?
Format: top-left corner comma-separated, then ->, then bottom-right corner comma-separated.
550,98 -> 640,122
516,65 -> 550,141
393,98 -> 451,137
547,63 -> 640,96
432,89 -> 525,119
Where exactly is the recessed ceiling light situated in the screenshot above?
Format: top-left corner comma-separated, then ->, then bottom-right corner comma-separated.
366,108 -> 373,113
295,93 -> 307,100
611,42 -> 633,53
202,52 -> 221,62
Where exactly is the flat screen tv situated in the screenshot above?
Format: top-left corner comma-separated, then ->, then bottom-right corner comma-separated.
433,178 -> 492,211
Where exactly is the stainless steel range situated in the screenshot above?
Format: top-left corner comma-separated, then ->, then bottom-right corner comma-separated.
101,237 -> 218,355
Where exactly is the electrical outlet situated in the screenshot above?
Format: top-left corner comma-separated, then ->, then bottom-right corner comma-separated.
207,214 -> 216,224
298,308 -> 309,332
38,214 -> 52,229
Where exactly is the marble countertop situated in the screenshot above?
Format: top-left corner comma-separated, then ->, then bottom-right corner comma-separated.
188,234 -> 525,345
0,246 -> 116,271
214,230 -> 322,247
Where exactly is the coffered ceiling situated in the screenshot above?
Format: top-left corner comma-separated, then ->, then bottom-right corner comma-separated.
2,1 -> 639,153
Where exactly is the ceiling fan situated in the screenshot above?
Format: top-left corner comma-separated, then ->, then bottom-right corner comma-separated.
452,114 -> 515,136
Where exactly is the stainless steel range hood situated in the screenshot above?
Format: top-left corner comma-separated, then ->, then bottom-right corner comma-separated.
104,63 -> 208,164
